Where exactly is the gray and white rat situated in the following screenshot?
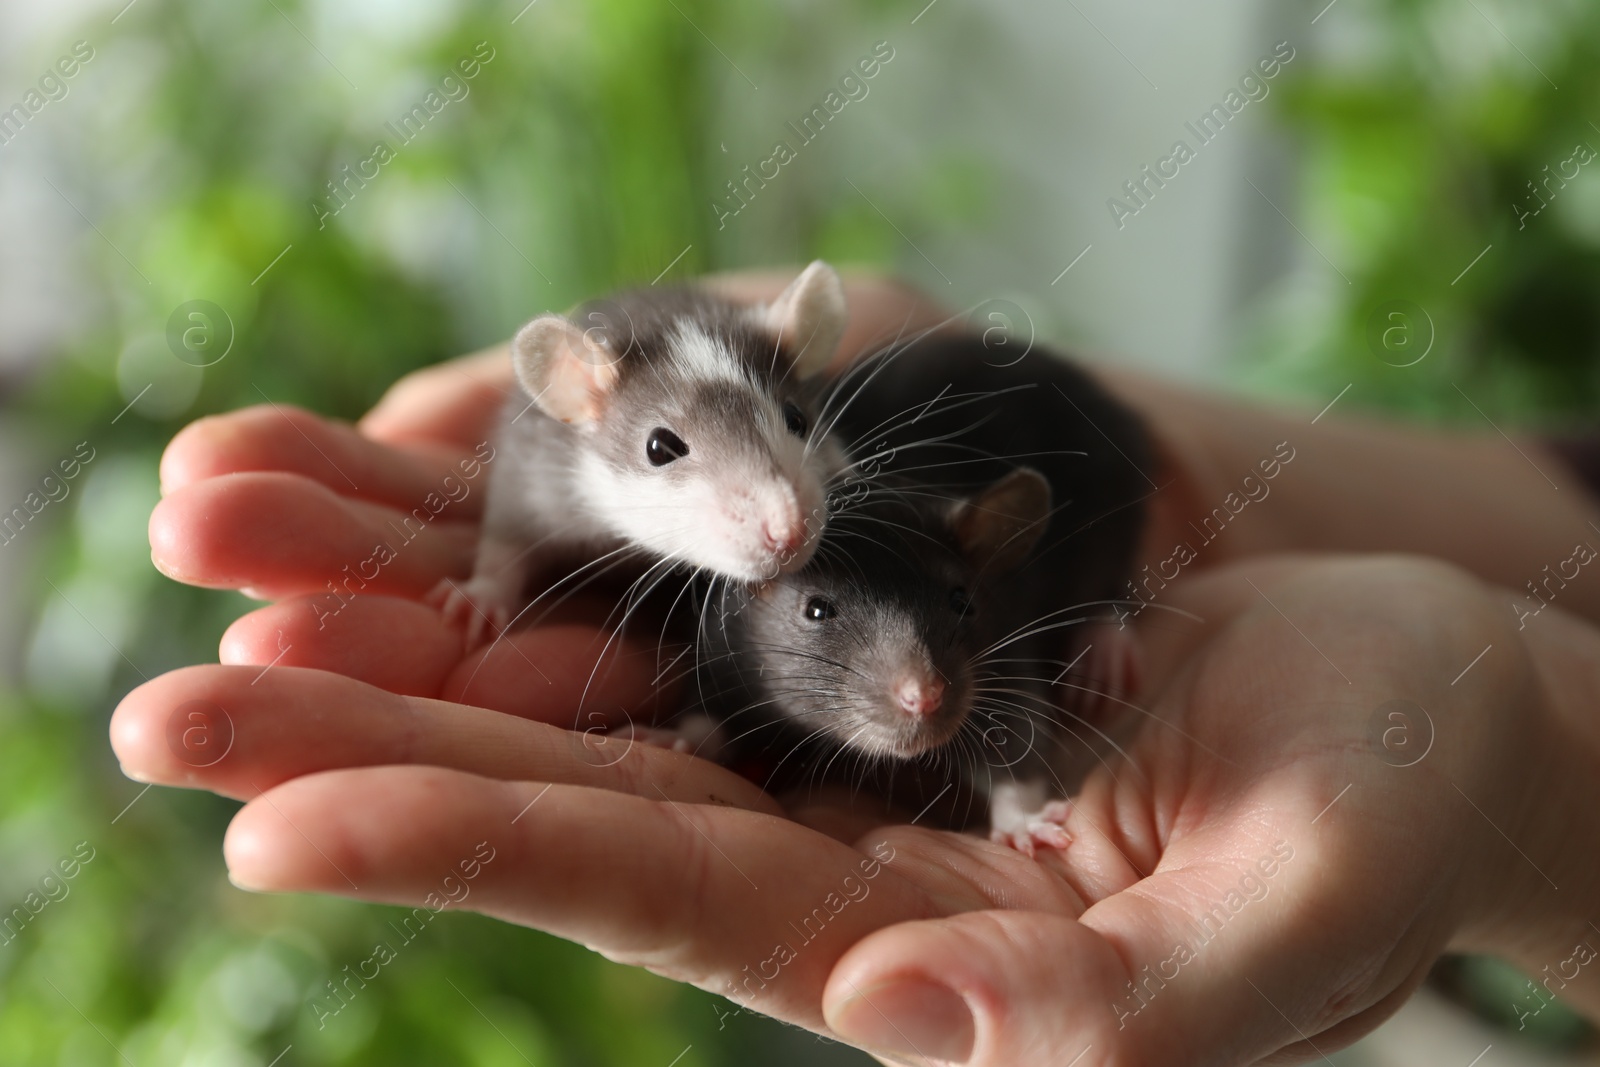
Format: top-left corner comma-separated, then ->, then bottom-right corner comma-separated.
431,261 -> 850,645
692,331 -> 1155,853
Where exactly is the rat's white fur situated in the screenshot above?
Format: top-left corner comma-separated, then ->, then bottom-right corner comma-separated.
581,336 -> 831,580
666,320 -> 753,389
431,264 -> 849,645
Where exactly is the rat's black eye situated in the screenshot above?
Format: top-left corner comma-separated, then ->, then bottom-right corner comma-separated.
646,427 -> 689,466
949,587 -> 972,615
804,596 -> 837,621
782,400 -> 809,438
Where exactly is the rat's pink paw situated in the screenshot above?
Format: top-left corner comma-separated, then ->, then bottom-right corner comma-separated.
608,724 -> 696,754
989,800 -> 1073,858
604,714 -> 724,760
426,576 -> 518,648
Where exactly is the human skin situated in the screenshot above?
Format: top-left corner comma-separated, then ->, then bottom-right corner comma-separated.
124,273 -> 1600,1064
111,552 -> 1600,1065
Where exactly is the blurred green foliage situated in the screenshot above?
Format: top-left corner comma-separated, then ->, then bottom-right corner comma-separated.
4,0 -> 921,1061
1239,0 -> 1600,424
3,0 -> 1598,1062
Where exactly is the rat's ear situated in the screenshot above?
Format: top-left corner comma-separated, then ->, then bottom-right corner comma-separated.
511,314 -> 622,425
758,260 -> 848,379
949,468 -> 1051,573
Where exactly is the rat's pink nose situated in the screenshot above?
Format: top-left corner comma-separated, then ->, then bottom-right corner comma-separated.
762,515 -> 808,556
894,676 -> 945,719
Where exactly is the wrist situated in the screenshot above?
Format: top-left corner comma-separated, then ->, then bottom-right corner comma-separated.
1454,612 -> 1600,1022
1094,368 -> 1292,581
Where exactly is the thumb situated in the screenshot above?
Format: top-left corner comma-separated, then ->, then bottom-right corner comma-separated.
821,834 -> 1439,1066
821,910 -> 1127,1067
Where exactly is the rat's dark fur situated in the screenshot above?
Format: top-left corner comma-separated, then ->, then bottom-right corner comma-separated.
827,332 -> 1154,663
691,331 -> 1155,847
698,487 -> 986,760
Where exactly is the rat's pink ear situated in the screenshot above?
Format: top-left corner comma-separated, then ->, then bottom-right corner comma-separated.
758,260 -> 848,379
511,314 -> 622,425
949,468 -> 1051,573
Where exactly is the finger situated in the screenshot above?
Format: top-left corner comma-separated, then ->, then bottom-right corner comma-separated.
359,346 -> 516,449
824,910 -> 1128,1066
220,592 -> 680,720
110,664 -> 771,812
827,799 -> 1439,1067
439,617 -> 681,724
221,595 -> 465,698
222,764 -> 932,1031
159,404 -> 492,518
150,472 -> 476,598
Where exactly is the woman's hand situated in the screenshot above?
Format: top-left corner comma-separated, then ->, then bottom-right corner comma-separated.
150,345 -> 684,721
134,275 -> 1600,1064
114,541 -> 1600,1064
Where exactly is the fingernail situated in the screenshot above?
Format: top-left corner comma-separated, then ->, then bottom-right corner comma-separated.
222,826 -> 274,892
226,870 -> 266,892
117,763 -> 152,784
828,978 -> 974,1065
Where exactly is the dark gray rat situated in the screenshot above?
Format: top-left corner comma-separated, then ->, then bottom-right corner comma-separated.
691,468 -> 1074,849
691,329 -> 1154,853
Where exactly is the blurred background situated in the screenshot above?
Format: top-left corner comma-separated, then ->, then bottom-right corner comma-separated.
1,0 -> 1598,1063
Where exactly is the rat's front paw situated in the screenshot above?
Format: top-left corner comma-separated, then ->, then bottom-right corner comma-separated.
989,799 -> 1073,858
603,713 -> 725,760
426,576 -> 520,649
607,725 -> 697,754
988,780 -> 1072,858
